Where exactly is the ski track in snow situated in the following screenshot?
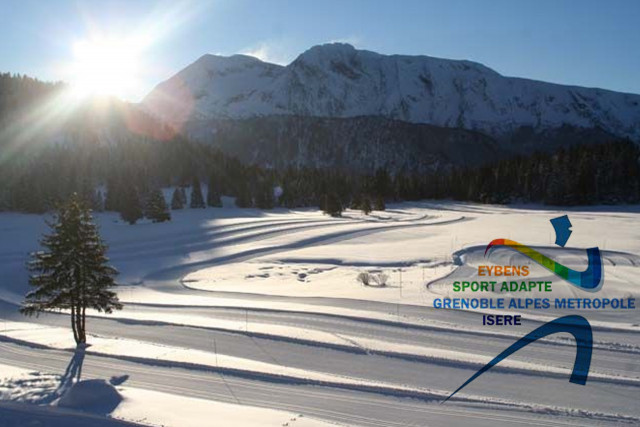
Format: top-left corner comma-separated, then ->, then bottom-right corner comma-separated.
0,201 -> 638,426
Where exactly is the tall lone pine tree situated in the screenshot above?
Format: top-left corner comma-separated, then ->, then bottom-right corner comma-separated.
21,194 -> 123,345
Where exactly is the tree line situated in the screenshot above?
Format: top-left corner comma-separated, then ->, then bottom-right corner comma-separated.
1,135 -> 639,221
439,139 -> 640,205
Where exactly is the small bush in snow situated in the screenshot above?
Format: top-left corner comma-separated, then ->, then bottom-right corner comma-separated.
356,272 -> 372,286
372,273 -> 389,287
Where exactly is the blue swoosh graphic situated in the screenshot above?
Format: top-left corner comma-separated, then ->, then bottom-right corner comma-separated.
442,315 -> 593,403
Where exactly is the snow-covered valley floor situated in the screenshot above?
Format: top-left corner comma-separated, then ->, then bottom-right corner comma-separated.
0,201 -> 638,426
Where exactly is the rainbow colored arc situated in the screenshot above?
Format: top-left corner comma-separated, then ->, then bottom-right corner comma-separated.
484,239 -> 603,291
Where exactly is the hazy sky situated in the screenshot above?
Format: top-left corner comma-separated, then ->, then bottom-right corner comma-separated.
1,0 -> 639,101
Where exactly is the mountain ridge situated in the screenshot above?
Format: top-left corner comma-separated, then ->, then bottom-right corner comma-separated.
142,42 -> 640,143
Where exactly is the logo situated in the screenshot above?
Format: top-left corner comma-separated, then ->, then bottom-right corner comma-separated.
484,214 -> 603,291
443,215 -> 601,403
484,240 -> 603,291
550,214 -> 572,247
442,314 -> 592,403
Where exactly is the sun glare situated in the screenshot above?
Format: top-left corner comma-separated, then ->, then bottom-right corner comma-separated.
69,37 -> 144,100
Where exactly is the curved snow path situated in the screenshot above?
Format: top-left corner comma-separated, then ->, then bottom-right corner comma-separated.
1,205 -> 639,425
142,215 -> 470,288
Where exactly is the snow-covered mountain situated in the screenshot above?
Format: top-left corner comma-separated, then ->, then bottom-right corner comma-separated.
143,43 -> 640,142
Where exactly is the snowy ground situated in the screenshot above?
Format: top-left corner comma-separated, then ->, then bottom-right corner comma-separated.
0,200 -> 638,426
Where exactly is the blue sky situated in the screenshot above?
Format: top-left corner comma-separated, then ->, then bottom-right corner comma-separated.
1,0 -> 639,101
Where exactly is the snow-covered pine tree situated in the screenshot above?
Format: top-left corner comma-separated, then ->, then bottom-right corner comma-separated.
170,187 -> 184,209
21,193 -> 122,345
206,173 -> 223,207
179,187 -> 187,205
190,176 -> 205,208
145,189 -> 171,222
120,185 -> 143,224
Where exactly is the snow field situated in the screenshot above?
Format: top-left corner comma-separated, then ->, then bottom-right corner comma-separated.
0,201 -> 639,425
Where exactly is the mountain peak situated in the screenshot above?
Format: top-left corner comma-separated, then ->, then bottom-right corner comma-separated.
143,44 -> 640,142
293,42 -> 359,64
309,42 -> 357,53
190,53 -> 268,70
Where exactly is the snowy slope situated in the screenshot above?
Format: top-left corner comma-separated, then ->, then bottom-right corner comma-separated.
0,363 -> 332,427
143,43 -> 640,141
1,202 -> 639,425
1,202 -> 640,424
142,54 -> 285,125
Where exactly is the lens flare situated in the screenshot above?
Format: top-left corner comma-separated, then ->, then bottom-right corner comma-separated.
69,37 -> 145,99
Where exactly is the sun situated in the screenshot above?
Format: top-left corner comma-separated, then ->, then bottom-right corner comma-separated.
69,37 -> 143,100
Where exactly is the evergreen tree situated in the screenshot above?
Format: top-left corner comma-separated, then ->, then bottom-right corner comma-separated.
360,196 -> 372,215
120,185 -> 143,225
104,177 -> 121,212
190,176 -> 205,208
206,173 -> 223,207
373,195 -> 386,211
373,168 -> 392,200
145,189 -> 171,222
170,187 -> 184,210
76,177 -> 95,208
21,193 -> 122,345
235,183 -> 253,208
92,190 -> 105,212
350,193 -> 362,210
255,180 -> 274,209
13,175 -> 45,213
322,193 -> 343,217
179,187 -> 188,205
